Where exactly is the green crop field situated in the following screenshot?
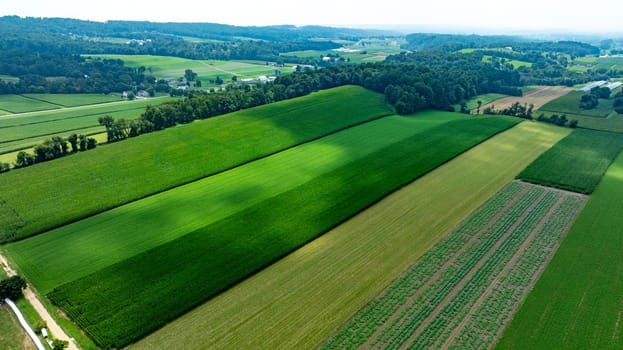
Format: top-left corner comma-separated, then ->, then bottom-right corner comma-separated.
0,95 -> 60,113
496,151 -> 623,349
8,111 -> 466,294
131,122 -> 569,350
539,90 -> 615,118
0,86 -> 391,242
324,182 -> 584,349
518,128 -> 623,194
45,117 -> 517,348
86,54 -> 287,86
0,97 -> 175,155
21,94 -> 121,107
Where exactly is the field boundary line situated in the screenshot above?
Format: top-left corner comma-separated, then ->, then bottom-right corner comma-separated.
0,106 -> 145,130
13,111 -> 396,242
0,125 -> 101,145
1,96 -> 170,117
398,190 -> 549,349
0,253 -> 78,350
440,191 -> 566,349
361,184 -> 531,348
19,95 -> 64,108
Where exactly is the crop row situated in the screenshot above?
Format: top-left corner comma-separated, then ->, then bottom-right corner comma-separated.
389,192 -> 557,350
451,194 -> 585,349
408,192 -> 560,349
322,183 -> 584,350
370,187 -> 546,349
322,182 -> 527,348
323,182 -> 538,349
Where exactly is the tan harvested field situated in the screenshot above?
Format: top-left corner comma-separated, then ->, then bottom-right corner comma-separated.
479,86 -> 572,114
131,122 -> 570,350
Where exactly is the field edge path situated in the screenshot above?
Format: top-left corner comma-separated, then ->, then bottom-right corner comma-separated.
0,254 -> 78,350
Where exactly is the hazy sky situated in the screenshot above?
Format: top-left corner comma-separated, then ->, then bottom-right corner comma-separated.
3,0 -> 623,33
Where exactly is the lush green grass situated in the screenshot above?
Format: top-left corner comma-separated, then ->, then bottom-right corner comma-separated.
0,305 -> 34,350
86,54 -> 286,86
0,95 -> 59,113
496,151 -> 623,349
518,128 -> 623,193
131,122 -> 570,350
539,90 -> 614,118
0,97 -> 175,155
47,117 -> 518,348
7,111 -> 464,294
21,94 -> 121,107
0,86 -> 391,242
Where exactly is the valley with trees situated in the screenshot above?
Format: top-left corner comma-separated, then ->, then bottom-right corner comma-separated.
2,5 -> 623,350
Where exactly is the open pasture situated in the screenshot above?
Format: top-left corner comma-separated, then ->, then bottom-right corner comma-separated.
518,128 -> 623,193
45,117 -> 517,348
497,151 -> 623,349
324,182 -> 585,350
0,95 -> 59,113
0,86 -> 391,242
479,86 -> 572,114
131,122 -> 569,350
7,111 -> 466,294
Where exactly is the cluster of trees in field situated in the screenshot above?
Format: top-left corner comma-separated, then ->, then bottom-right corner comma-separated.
581,86 -> 611,109
537,113 -> 578,128
95,51 -> 521,142
0,275 -> 26,300
0,50 -> 156,94
483,102 -> 534,119
0,134 -> 97,172
614,91 -> 623,114
482,101 -> 578,127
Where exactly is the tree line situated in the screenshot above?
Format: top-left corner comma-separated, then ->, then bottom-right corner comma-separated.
0,134 -> 97,173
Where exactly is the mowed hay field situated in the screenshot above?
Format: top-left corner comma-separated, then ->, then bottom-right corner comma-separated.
496,151 -> 623,349
132,122 -> 569,350
0,95 -> 60,113
0,86 -> 391,242
44,117 -> 518,348
479,86 -> 572,113
8,111 -> 466,294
